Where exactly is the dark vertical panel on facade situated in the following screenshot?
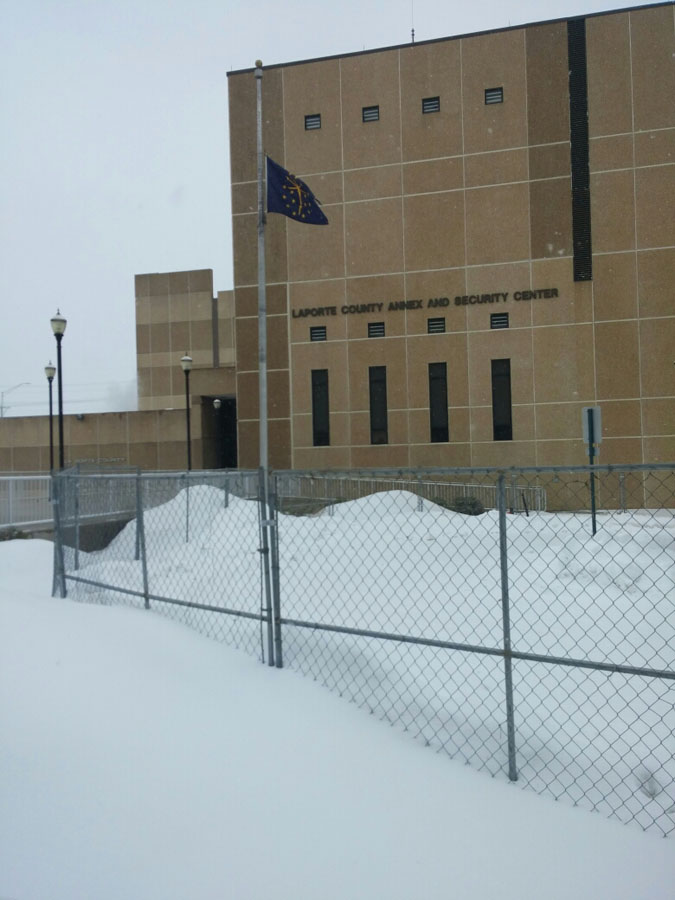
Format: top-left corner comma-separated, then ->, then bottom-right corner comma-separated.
491,359 -> 513,441
311,369 -> 330,446
428,363 -> 449,443
568,18 -> 593,281
369,366 -> 388,445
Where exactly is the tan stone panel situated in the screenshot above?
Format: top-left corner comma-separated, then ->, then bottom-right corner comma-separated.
189,291 -> 216,322
405,270 -> 467,334
228,68 -> 284,185
293,446 -> 352,469
170,322 -> 190,353
157,409 -> 190,441
600,399 -> 642,438
405,334 -> 468,409
69,415 -> 99,447
526,22 -> 570,145
400,39 -> 463,161
402,158 -> 463,195
14,446 -> 41,471
630,6 -> 675,133
593,253 -> 637,321
147,273 -> 170,296
589,135 -> 634,173
150,366 -> 171,403
237,371 -> 259,420
235,317 -> 258,373
129,442 -> 159,470
407,408 -> 429,444
530,258 -> 590,326
410,443 -> 471,467
640,317 -> 675,397
470,441 -> 536,467
287,203 -> 344,282
403,191 -> 465,271
595,321 -> 640,400
289,280 -> 347,343
97,413 -> 127,443
345,199 -> 403,277
169,293 -> 189,322
135,298 -> 151,326
468,328 -> 534,406
290,342 -> 350,416
532,324 -> 595,404
465,149 -> 528,189
586,13 -> 632,137
151,323 -> 170,353
535,439 -> 589,466
591,170 -> 635,253
157,440 -> 188,471
346,338 -> 408,411
293,413 -> 321,450
596,438 -> 643,465
231,182 -> 257,216
461,29 -> 528,154
237,420 -> 259,470
293,410 -> 350,450
302,171 -> 343,206
636,166 -> 675,249
190,321 -> 211,359
345,274 -> 405,340
344,165 -> 401,203
269,419 -> 291,470
136,325 -> 150,355
0,448 -> 11,468
465,183 -> 530,266
513,405 -> 536,441
128,411 -> 158,444
232,214 -> 257,287
535,402 -> 587,440
351,445 -> 410,468
470,405 -> 494,443
636,129 -> 675,167
643,436 -> 675,464
282,58 -> 343,175
268,370 -> 290,420
135,274 -> 150,298
191,368 -> 236,398
350,410 -> 371,446
529,143 -> 570,180
340,50 -> 402,170
530,177 -> 572,261
268,317 -> 289,371
637,248 -> 675,318
168,271 -> 189,294
149,295 -> 169,325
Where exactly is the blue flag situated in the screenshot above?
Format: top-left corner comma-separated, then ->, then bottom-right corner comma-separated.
266,157 -> 328,225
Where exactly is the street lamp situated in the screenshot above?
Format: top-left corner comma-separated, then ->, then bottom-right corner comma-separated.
45,362 -> 56,471
180,354 -> 193,471
50,310 -> 67,469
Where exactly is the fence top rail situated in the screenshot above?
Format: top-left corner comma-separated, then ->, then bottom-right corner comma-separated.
0,474 -> 51,483
52,469 -> 259,481
272,463 -> 675,477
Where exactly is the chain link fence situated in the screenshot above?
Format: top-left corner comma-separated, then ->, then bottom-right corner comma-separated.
52,464 -> 675,835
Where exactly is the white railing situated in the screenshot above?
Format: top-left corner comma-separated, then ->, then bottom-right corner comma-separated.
0,476 -> 53,530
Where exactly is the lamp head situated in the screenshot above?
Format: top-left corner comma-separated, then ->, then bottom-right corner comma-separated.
45,362 -> 56,381
50,310 -> 67,336
180,354 -> 193,373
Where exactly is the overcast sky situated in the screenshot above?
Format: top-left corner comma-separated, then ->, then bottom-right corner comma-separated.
0,0 -> 641,418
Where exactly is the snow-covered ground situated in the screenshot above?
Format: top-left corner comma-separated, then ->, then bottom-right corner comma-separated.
1,537 -> 674,899
62,486 -> 675,835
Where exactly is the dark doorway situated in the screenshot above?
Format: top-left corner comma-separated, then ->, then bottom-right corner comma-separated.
201,396 -> 238,468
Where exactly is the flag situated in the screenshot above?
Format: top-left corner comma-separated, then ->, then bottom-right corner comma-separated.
266,156 -> 328,225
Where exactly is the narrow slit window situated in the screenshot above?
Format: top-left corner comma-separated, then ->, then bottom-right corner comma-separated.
422,96 -> 440,114
310,326 -> 327,341
362,105 -> 380,122
368,322 -> 385,338
304,113 -> 321,130
490,313 -> 509,330
485,87 -> 504,105
311,369 -> 330,447
428,362 -> 449,443
427,317 -> 446,334
491,358 -> 512,441
369,366 -> 388,445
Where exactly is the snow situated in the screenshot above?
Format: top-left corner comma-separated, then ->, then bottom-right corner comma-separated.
1,503 -> 674,898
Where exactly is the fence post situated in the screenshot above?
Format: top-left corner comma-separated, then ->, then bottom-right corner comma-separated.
184,473 -> 190,543
258,468 -> 275,667
73,472 -> 80,571
497,472 -> 518,782
136,473 -> 150,610
270,474 -> 283,668
51,475 -> 67,599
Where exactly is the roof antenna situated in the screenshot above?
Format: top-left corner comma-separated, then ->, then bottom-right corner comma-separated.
411,0 -> 415,43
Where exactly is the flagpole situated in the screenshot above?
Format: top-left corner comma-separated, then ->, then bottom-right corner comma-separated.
255,59 -> 275,668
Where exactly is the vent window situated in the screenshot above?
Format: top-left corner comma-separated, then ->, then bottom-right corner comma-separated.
310,326 -> 327,341
491,358 -> 512,441
304,113 -> 321,131
427,317 -> 446,334
362,105 -> 380,122
422,96 -> 440,114
428,363 -> 449,443
485,87 -> 504,105
311,369 -> 330,447
490,313 -> 509,330
369,366 -> 388,445
368,322 -> 385,338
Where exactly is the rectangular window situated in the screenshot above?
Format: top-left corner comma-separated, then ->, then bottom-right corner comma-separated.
485,87 -> 504,105
369,366 -> 388,445
491,359 -> 513,441
490,313 -> 509,329
304,113 -> 321,130
310,326 -> 327,341
311,369 -> 330,446
368,321 -> 385,338
428,363 -> 449,443
422,96 -> 440,114
427,317 -> 446,334
362,105 -> 380,122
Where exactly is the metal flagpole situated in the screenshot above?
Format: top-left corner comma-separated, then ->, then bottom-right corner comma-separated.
255,59 -> 275,667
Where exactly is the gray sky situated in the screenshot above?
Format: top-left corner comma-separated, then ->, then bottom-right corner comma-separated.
0,0 -> 641,417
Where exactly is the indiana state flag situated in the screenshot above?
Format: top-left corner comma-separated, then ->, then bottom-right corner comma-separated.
266,156 -> 329,225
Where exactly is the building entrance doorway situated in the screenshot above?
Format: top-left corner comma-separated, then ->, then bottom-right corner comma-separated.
201,396 -> 237,468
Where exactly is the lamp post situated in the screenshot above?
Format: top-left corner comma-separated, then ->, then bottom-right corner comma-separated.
180,354 -> 193,471
50,311 -> 67,469
45,362 -> 56,471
